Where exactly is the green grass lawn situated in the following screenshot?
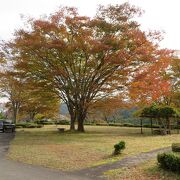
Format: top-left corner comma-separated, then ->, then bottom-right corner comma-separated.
8,125 -> 180,171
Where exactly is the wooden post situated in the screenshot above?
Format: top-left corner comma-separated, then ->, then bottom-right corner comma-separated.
140,118 -> 143,134
150,118 -> 153,134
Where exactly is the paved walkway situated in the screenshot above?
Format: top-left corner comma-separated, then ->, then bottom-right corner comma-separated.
0,132 -> 171,180
76,146 -> 171,179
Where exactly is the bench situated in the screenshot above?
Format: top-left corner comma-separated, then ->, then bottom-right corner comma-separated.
57,128 -> 65,133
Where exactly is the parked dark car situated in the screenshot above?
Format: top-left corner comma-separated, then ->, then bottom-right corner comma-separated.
0,120 -> 15,133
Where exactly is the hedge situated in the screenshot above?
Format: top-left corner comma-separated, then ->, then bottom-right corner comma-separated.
157,152 -> 180,172
96,123 -> 108,126
55,120 -> 70,125
36,121 -> 54,125
108,123 -> 123,127
122,123 -> 135,127
16,123 -> 43,128
143,124 -> 160,128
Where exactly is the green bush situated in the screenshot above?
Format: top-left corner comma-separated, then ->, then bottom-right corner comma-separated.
172,143 -> 180,152
134,124 -> 141,127
96,123 -> 108,126
15,125 -> 23,129
36,124 -> 43,128
84,122 -> 94,126
108,123 -> 122,127
173,125 -> 180,129
36,120 -> 54,125
55,120 -> 70,125
157,152 -> 180,172
26,124 -> 37,128
123,123 -> 134,127
113,141 -> 126,155
16,123 -> 28,128
143,124 -> 160,128
42,121 -> 54,125
26,124 -> 43,128
16,123 -> 43,128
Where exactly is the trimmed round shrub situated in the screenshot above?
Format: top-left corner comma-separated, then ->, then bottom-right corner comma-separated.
113,141 -> 126,155
172,143 -> 180,152
157,152 -> 180,172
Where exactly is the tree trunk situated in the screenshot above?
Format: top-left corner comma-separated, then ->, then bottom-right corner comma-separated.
77,118 -> 85,132
70,114 -> 75,131
12,101 -> 20,124
140,118 -> 143,134
13,108 -> 17,124
67,103 -> 76,131
77,110 -> 86,132
150,118 -> 153,134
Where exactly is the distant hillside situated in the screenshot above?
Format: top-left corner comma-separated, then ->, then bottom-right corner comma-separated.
60,103 -> 69,115
60,104 -> 150,125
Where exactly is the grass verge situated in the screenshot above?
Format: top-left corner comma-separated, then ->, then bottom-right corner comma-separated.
104,159 -> 180,180
8,125 -> 180,171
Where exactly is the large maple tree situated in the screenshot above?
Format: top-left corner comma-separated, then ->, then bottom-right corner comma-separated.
1,3 -> 172,131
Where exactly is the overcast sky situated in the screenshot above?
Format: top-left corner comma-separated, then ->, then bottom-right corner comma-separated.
0,0 -> 179,50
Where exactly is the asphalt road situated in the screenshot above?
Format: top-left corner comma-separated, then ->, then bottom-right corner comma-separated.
0,132 -> 93,180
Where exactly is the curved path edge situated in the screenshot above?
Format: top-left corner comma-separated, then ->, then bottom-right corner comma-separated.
75,146 -> 171,178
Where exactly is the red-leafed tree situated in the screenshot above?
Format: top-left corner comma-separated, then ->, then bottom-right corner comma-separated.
1,3 -> 172,131
129,49 -> 173,106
